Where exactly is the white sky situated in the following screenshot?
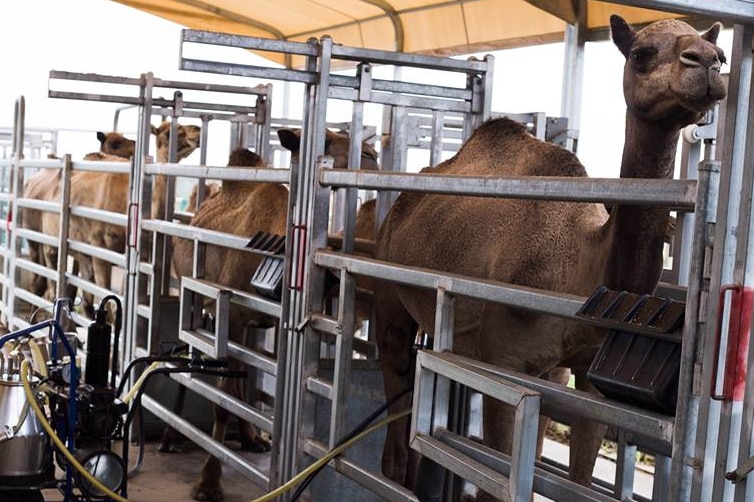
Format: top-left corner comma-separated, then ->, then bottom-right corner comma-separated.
0,0 -> 734,176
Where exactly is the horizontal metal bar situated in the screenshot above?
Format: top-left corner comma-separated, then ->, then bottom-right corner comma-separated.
309,313 -> 342,336
437,431 -> 619,502
18,159 -> 63,169
320,169 -> 697,210
13,257 -> 56,281
149,77 -> 271,97
15,228 -> 58,247
13,288 -> 52,310
314,251 -> 679,341
145,163 -> 290,183
168,371 -> 274,432
305,376 -> 333,400
418,350 -> 539,406
439,351 -> 674,446
144,219 -> 264,254
594,0 -> 754,23
69,206 -> 128,227
48,90 -> 143,107
182,277 -> 282,319
329,87 -> 471,114
182,29 -> 319,56
328,74 -> 472,101
71,159 -> 131,173
141,394 -> 270,487
304,438 -> 420,502
16,198 -> 61,214
412,434 -> 509,498
66,274 -> 123,304
315,250 -> 584,319
67,240 -> 126,268
49,70 -> 143,86
178,326 -> 278,376
330,43 -> 489,73
181,59 -> 317,85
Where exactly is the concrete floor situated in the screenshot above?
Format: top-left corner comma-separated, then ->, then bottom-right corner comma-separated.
30,437 -> 654,502
40,440 -> 268,502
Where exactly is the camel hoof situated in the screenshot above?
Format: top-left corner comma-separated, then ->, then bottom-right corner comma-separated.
156,439 -> 184,453
240,436 -> 271,453
191,480 -> 224,502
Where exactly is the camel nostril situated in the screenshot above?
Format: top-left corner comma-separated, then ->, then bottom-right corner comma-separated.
680,50 -> 703,68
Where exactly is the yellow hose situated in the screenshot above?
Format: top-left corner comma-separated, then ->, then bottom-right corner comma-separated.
20,359 -> 133,502
121,361 -> 161,404
248,409 -> 411,502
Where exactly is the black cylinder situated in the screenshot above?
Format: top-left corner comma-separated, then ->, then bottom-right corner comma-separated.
84,310 -> 112,388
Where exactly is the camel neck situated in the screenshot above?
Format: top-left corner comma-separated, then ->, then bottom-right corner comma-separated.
602,113 -> 681,293
151,148 -> 170,219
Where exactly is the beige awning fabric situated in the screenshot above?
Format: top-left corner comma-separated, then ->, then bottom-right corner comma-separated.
110,0 -> 691,66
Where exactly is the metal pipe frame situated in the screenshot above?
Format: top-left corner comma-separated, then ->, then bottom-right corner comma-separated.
413,350 -> 540,501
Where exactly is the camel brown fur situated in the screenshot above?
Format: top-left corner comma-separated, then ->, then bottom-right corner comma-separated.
28,122 -> 200,313
22,132 -> 136,299
172,129 -> 378,502
374,16 -> 726,498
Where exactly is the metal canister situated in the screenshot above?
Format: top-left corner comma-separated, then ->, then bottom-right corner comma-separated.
0,374 -> 50,483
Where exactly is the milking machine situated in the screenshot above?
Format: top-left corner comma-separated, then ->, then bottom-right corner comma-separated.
0,295 -> 249,502
0,297 -> 129,502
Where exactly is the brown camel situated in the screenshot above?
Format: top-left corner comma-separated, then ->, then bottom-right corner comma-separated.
21,131 -> 136,299
374,15 -> 726,499
32,121 -> 200,313
171,128 -> 378,502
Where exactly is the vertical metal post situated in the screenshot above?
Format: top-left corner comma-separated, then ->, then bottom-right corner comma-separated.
125,72 -> 155,363
560,0 -> 586,153
690,23 -> 754,502
54,155 -> 73,300
4,96 -> 25,327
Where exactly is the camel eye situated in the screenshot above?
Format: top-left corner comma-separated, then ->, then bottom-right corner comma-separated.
630,46 -> 657,68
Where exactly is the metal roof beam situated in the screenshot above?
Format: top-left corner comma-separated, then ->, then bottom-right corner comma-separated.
594,0 -> 754,24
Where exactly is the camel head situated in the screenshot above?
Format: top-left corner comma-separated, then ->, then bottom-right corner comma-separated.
611,15 -> 727,127
150,120 -> 202,162
277,127 -> 379,170
96,131 -> 136,159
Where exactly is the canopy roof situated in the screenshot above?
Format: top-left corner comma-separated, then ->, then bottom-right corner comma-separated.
110,0 -> 711,65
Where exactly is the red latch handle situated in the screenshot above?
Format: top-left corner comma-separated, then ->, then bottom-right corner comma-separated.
711,284 -> 743,401
287,224 -> 307,291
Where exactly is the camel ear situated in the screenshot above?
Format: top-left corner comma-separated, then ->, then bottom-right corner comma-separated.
610,14 -> 636,59
277,128 -> 301,153
703,22 -> 723,45
150,125 -> 159,136
97,131 -> 106,144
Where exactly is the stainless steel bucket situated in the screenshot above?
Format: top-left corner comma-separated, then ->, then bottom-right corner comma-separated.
0,375 -> 49,478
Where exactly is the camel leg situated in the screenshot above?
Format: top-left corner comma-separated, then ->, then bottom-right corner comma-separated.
157,385 -> 187,453
192,312 -> 271,502
237,324 -> 271,453
567,367 -> 607,486
374,287 -> 420,488
537,367 -> 571,458
191,379 -> 231,502
27,241 -> 49,298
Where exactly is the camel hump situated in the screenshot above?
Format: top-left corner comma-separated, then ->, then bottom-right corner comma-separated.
475,116 -> 530,138
228,148 -> 264,167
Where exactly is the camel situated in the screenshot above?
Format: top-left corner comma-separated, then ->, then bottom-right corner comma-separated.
30,121 -> 200,314
21,131 -> 136,299
374,15 -> 726,499
170,128 -> 379,502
